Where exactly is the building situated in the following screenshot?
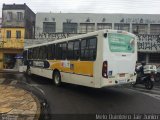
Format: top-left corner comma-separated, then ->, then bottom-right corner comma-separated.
35,13 -> 160,64
0,18 -> 2,69
0,3 -> 35,69
0,18 -> 2,28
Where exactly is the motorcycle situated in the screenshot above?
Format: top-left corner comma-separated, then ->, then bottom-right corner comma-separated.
133,65 -> 157,90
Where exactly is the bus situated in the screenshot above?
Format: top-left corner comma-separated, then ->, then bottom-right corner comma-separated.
22,29 -> 137,88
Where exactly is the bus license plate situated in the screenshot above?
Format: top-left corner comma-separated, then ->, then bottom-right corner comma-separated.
118,80 -> 126,84
119,73 -> 125,77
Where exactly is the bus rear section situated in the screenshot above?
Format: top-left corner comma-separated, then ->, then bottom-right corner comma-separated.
101,31 -> 137,87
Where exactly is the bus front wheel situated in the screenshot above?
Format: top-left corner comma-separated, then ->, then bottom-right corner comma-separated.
26,68 -> 31,76
53,71 -> 61,87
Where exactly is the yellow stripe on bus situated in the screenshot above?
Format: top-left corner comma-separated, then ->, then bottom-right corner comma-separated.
48,60 -> 94,77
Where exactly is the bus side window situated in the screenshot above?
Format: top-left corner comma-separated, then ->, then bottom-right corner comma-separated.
56,42 -> 67,60
52,44 -> 55,59
47,44 -> 52,60
80,37 -> 97,61
47,44 -> 55,60
39,46 -> 43,59
55,44 -> 60,59
67,41 -> 74,60
42,46 -> 47,60
29,48 -> 32,59
23,50 -> 27,65
80,39 -> 87,61
88,37 -> 97,60
30,48 -> 33,59
62,43 -> 67,60
35,47 -> 39,59
73,40 -> 80,60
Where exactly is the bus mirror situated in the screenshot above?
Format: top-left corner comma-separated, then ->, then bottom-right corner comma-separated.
104,33 -> 107,38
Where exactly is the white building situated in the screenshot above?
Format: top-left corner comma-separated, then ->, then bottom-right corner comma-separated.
34,13 -> 160,64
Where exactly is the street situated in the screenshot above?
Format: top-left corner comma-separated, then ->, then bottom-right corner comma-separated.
0,72 -> 160,120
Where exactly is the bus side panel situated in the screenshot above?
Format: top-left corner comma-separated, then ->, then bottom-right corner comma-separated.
30,67 -> 53,79
66,74 -> 95,87
49,60 -> 95,87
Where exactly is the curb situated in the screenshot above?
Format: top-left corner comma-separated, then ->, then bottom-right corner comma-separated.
0,70 -> 22,74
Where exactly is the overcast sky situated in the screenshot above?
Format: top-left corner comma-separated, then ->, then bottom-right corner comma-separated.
0,0 -> 160,17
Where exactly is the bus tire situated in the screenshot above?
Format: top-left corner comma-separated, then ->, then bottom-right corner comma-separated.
53,71 -> 61,87
26,68 -> 31,76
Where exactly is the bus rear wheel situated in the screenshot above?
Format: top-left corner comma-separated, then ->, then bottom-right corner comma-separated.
53,71 -> 61,87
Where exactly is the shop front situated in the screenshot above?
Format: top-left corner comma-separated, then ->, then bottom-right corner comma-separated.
0,49 -> 23,70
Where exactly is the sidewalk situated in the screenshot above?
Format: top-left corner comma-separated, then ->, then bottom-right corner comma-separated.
0,85 -> 41,120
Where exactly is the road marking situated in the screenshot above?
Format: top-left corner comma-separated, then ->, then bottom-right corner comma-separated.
126,87 -> 160,101
141,93 -> 160,101
132,87 -> 160,95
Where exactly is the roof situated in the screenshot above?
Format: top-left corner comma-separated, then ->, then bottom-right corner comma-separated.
2,3 -> 35,15
3,3 -> 26,10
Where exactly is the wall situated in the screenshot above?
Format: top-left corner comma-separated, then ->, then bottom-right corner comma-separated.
24,5 -> 35,39
1,28 -> 24,49
2,10 -> 25,27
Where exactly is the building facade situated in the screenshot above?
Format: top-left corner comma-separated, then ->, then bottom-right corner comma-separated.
0,18 -> 2,28
35,13 -> 160,64
0,3 -> 35,69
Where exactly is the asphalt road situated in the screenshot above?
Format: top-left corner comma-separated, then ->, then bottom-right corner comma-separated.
1,73 -> 160,120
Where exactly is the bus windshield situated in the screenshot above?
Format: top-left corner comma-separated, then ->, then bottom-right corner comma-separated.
108,33 -> 135,53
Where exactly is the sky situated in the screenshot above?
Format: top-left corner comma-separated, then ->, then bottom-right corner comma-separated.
0,0 -> 160,17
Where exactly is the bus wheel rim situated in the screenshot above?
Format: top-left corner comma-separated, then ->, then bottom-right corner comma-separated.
28,69 -> 31,75
55,75 -> 59,84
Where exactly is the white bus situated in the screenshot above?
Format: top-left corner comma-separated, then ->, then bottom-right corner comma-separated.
22,29 -> 137,88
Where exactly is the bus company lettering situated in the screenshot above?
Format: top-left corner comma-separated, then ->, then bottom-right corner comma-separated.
61,61 -> 70,68
33,61 -> 44,67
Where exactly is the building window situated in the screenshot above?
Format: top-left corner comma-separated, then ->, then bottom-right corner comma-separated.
132,24 -> 148,34
16,31 -> 21,39
7,12 -> 12,21
63,23 -> 78,33
43,22 -> 56,33
114,23 -> 130,32
6,30 -> 11,38
97,23 -> 112,30
17,12 -> 23,21
80,23 -> 95,33
138,52 -> 146,62
150,24 -> 160,34
149,53 -> 160,63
